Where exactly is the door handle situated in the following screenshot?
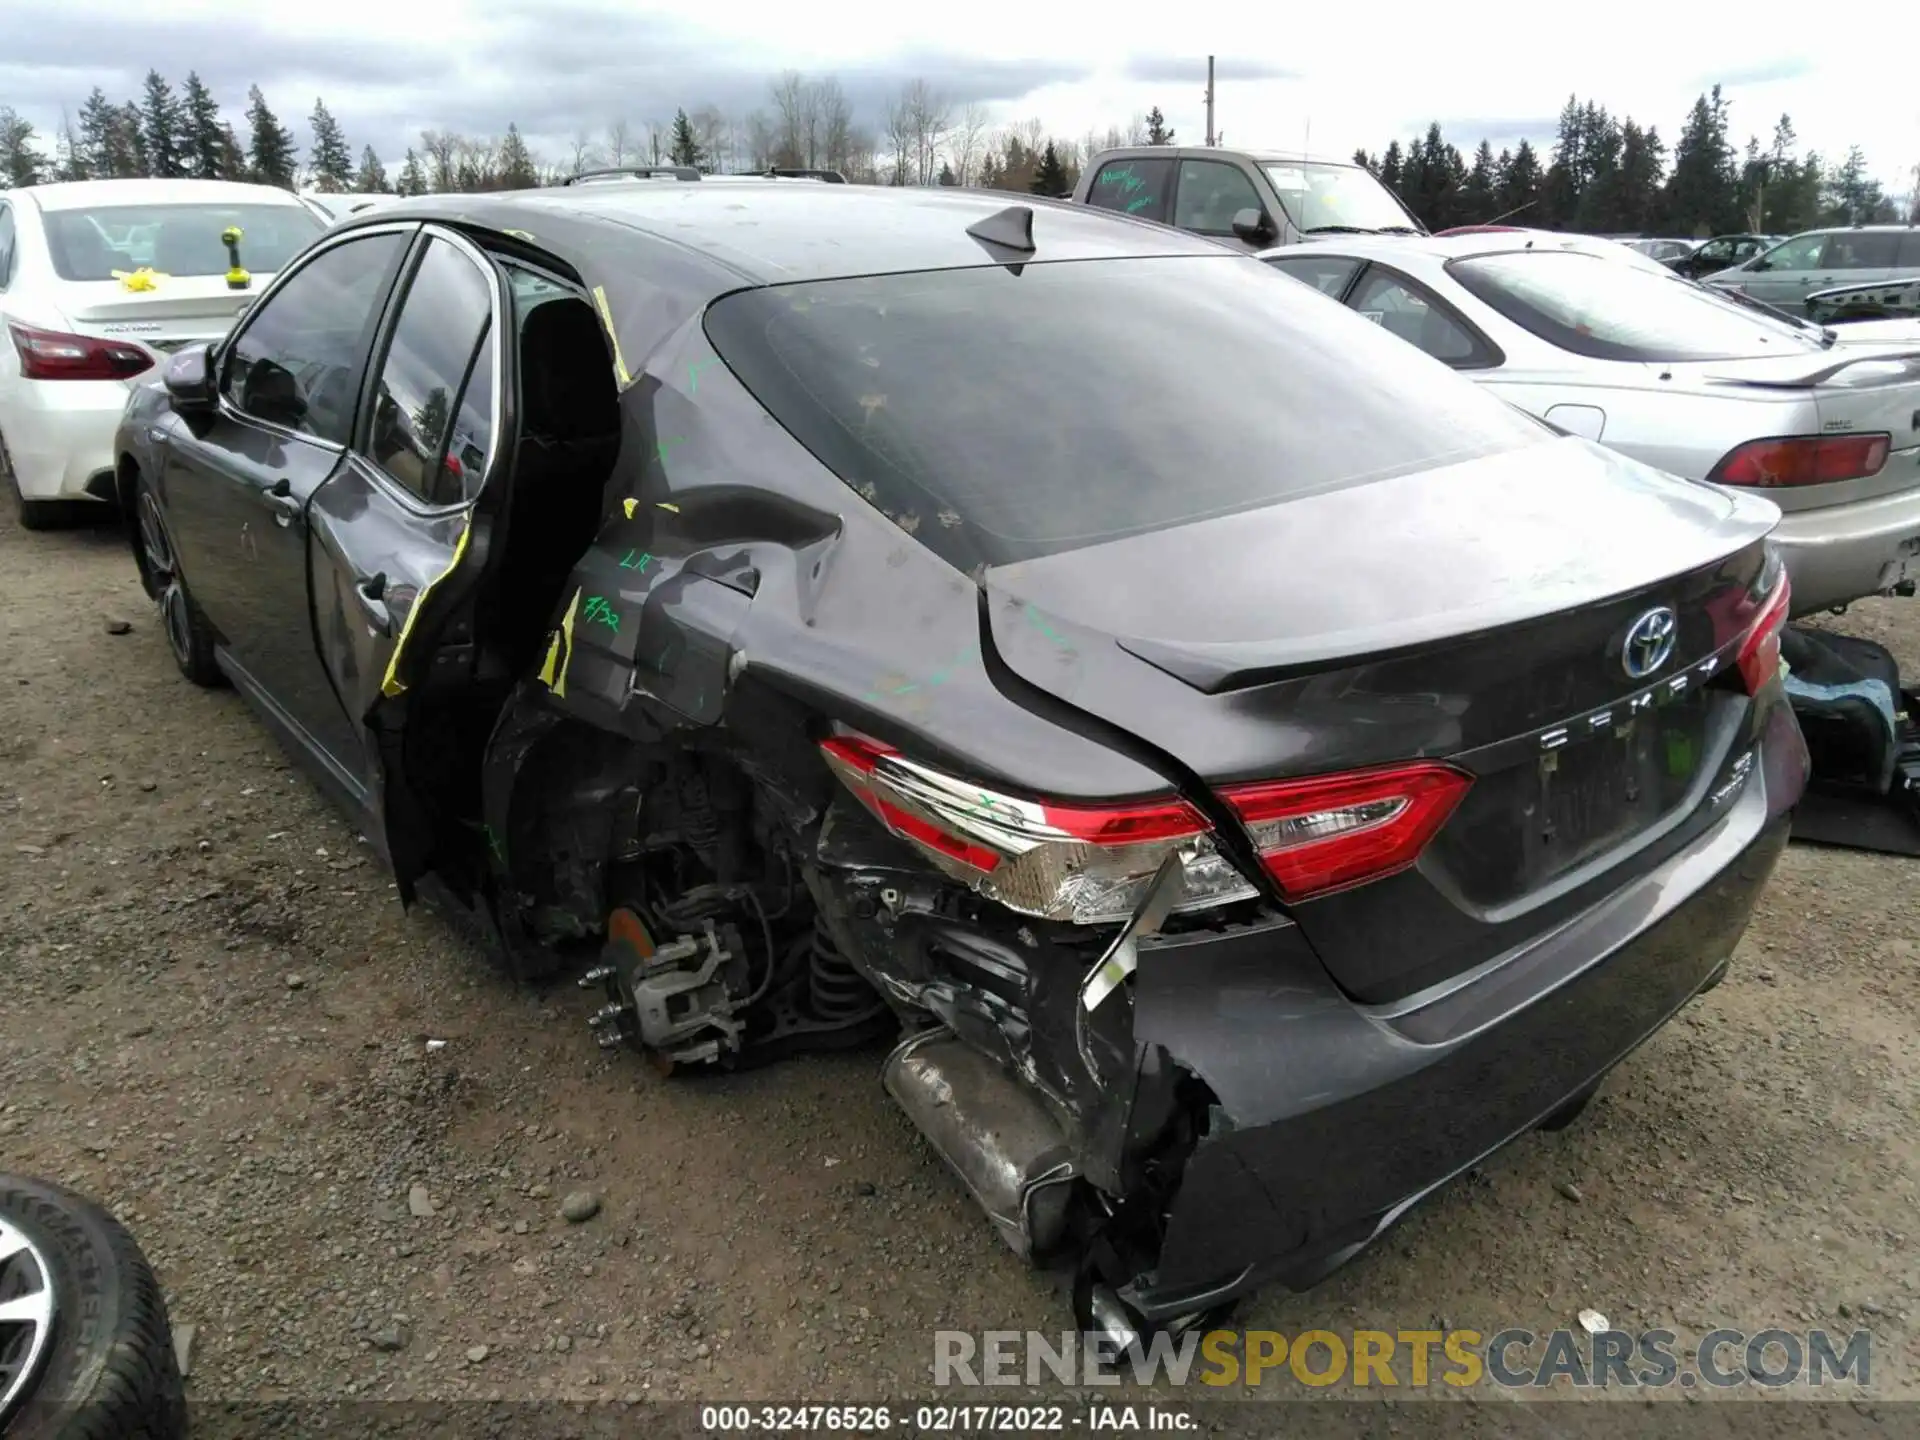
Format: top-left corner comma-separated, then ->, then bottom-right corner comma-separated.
354,572 -> 392,635
265,477 -> 300,523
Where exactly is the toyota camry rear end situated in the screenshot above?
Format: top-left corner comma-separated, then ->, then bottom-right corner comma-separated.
632,233 -> 1812,1340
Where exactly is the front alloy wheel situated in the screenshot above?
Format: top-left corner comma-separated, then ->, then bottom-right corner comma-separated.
136,491 -> 194,672
133,478 -> 222,687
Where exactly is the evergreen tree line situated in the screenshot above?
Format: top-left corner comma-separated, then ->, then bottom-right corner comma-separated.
0,68 -> 1170,197
7,70 -> 1906,232
1356,87 -> 1917,238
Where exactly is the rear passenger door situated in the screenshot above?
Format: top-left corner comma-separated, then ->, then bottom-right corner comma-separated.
307,228 -> 503,838
1814,231 -> 1901,300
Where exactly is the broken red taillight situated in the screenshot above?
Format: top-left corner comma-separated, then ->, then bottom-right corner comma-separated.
1707,434 -> 1889,488
818,732 -> 1260,924
1735,572 -> 1791,695
1219,761 -> 1474,902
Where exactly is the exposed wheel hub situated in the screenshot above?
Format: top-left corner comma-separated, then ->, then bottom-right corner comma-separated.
0,1214 -> 56,1421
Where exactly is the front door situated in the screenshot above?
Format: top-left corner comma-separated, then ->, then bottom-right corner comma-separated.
160,227 -> 412,778
308,230 -> 504,886
1738,231 -> 1828,310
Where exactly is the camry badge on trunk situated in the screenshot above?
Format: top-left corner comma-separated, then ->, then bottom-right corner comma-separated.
1621,607 -> 1678,680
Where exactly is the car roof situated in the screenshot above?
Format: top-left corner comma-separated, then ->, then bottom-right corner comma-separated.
1087,145 -> 1363,168
350,179 -> 1230,290
16,178 -> 314,213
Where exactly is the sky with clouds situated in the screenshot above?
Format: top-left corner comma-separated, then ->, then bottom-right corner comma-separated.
3,0 -> 1914,196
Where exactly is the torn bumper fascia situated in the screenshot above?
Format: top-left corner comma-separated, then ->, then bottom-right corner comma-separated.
1119,714 -> 1803,1321
808,800 -> 1184,1197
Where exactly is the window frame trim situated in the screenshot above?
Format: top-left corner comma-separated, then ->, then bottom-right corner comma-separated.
351,223 -> 509,520
1263,252 -> 1364,302
213,219 -> 421,453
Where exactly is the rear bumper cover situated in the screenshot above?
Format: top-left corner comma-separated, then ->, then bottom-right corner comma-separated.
1769,469 -> 1920,615
0,377 -> 131,502
1123,699 -> 1806,1320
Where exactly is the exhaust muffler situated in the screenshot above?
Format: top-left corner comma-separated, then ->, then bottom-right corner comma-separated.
882,1030 -> 1078,1260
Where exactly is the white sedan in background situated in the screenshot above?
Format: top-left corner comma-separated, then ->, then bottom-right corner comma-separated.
1260,233 -> 1920,617
0,178 -> 325,528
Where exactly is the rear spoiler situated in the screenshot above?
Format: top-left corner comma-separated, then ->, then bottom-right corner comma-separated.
1707,349 -> 1920,389
1807,278 -> 1920,323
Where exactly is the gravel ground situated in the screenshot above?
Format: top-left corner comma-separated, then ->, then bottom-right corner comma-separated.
1,504 -> 1915,1422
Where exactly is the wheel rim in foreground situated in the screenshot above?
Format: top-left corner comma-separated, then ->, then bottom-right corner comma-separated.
137,491 -> 194,668
0,1213 -> 56,1421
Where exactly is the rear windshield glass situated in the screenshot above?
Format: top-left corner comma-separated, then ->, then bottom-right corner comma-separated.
1448,250 -> 1821,362
43,204 -> 324,282
1261,162 -> 1419,235
704,255 -> 1549,570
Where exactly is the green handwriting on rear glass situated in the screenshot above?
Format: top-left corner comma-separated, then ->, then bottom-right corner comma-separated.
619,549 -> 652,572
581,595 -> 621,634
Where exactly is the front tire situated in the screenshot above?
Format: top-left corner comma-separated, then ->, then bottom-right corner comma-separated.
130,469 -> 223,688
0,1175 -> 186,1440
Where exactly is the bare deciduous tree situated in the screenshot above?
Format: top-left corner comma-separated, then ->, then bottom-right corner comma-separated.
691,105 -> 730,173
951,102 -> 990,186
567,130 -> 597,176
603,119 -> 636,167
420,129 -> 458,192
744,110 -> 776,170
882,90 -> 913,186
900,80 -> 952,186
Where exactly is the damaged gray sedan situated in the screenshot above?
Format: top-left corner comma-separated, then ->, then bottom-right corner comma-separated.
112,179 -> 1807,1339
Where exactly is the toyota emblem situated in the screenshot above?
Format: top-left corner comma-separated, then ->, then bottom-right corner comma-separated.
1621,607 -> 1679,680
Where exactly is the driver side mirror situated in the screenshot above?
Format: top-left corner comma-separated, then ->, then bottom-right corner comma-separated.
1231,207 -> 1277,245
1748,256 -> 1771,273
162,343 -> 216,412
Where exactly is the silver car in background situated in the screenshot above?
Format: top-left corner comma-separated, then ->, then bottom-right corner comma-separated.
1260,234 -> 1920,616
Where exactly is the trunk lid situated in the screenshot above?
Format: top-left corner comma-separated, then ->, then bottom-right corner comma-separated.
1670,349 -> 1920,513
983,437 -> 1779,1002
58,276 -> 268,351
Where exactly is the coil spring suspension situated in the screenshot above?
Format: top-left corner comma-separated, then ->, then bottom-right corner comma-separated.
807,913 -> 870,1022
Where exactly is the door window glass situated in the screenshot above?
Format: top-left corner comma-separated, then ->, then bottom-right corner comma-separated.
220,231 -> 407,444
1348,267 -> 1486,366
1824,232 -> 1900,269
1084,159 -> 1174,224
1756,233 -> 1828,272
1173,160 -> 1263,235
1265,254 -> 1361,297
0,205 -> 15,288
366,238 -> 497,506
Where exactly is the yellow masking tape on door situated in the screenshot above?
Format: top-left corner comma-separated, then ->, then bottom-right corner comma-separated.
380,521 -> 475,698
537,587 -> 583,699
591,286 -> 634,390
